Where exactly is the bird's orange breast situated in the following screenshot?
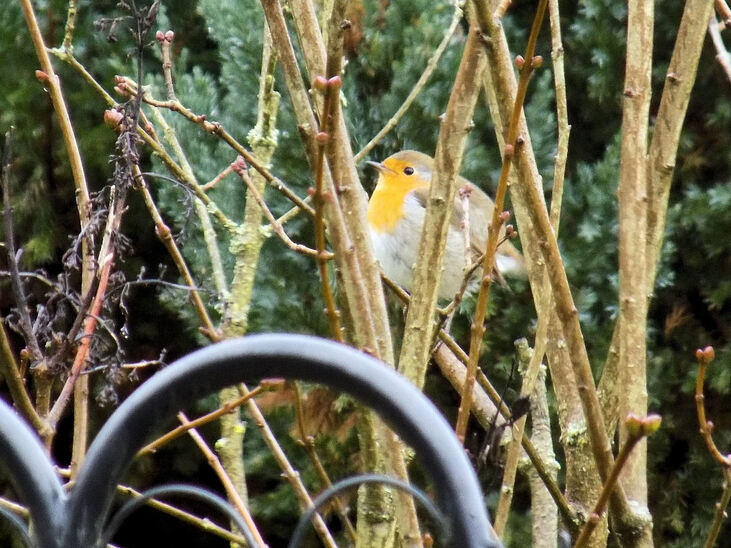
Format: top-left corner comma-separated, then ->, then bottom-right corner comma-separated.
367,175 -> 428,233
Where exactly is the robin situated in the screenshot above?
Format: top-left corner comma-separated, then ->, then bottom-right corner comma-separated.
366,150 -> 526,300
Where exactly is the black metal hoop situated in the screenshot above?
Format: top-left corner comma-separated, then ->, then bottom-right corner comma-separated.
288,474 -> 446,548
100,483 -> 258,548
0,400 -> 67,548
0,505 -> 33,547
0,334 -> 500,547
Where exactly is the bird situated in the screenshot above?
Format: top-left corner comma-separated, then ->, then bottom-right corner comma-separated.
366,150 -> 526,301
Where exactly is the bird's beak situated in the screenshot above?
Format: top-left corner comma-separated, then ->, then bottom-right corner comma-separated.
366,160 -> 394,174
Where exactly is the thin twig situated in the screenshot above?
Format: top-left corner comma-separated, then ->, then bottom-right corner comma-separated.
61,467 -> 253,547
47,189 -> 125,428
456,0 -> 548,443
201,164 -> 234,191
133,167 -> 219,340
312,74 -> 344,341
233,158 -> 324,259
137,386 -> 264,457
705,468 -> 731,548
548,0 -> 571,230
353,1 -> 464,163
114,484 -> 250,546
0,495 -> 29,519
694,347 -> 730,467
693,348 -> 730,548
240,383 -> 339,548
493,340 -> 534,534
146,106 -> 228,297
61,0 -> 79,51
716,0 -> 731,26
178,412 -> 267,546
1,129 -> 44,361
0,315 -> 47,434
292,383 -> 357,544
709,15 -> 731,83
158,30 -> 177,101
572,415 -> 662,548
118,80 -> 314,217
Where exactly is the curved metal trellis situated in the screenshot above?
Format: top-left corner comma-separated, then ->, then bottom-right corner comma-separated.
0,334 -> 501,547
0,504 -> 33,547
100,483 -> 258,547
288,474 -> 447,548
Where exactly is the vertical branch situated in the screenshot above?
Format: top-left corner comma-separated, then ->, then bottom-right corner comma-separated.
0,133 -> 47,435
19,0 -> 92,223
548,0 -> 570,229
599,0 -> 714,457
398,26 -> 487,392
260,0 -> 384,356
493,339 -> 534,535
1,130 -> 44,363
493,0 -> 571,528
312,74 -> 344,342
281,3 -> 424,545
471,1 -> 649,539
617,0 -> 653,512
474,0 -> 605,540
456,0 -> 547,444
520,360 -> 559,548
62,0 -> 79,51
573,415 -> 662,548
20,0 -> 94,456
217,24 -> 280,515
647,0 -> 715,285
287,0 -> 396,361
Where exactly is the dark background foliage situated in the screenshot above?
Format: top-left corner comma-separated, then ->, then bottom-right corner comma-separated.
1,0 -> 729,546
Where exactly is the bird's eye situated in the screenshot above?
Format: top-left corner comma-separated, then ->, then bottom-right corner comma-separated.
403,166 -> 414,175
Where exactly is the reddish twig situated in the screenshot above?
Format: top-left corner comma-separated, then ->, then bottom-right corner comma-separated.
311,75 -> 344,342
456,0 -> 548,443
137,385 -> 265,457
572,414 -> 662,548
694,347 -> 730,467
716,0 -> 731,27
201,164 -> 234,191
47,189 -> 125,428
694,345 -> 730,548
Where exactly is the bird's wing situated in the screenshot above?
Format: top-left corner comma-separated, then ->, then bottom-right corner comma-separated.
461,177 -> 527,278
412,181 -> 527,279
